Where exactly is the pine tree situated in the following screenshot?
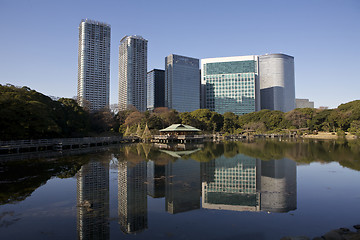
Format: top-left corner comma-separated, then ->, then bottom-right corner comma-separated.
142,123 -> 152,140
136,123 -> 142,137
124,125 -> 131,137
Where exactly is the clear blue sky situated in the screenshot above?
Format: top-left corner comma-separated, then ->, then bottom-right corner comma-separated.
0,0 -> 359,108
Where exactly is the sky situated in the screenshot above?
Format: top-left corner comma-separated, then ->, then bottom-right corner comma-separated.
0,0 -> 359,109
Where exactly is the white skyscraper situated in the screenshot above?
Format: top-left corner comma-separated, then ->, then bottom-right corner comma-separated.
77,19 -> 111,111
165,54 -> 200,112
118,35 -> 148,112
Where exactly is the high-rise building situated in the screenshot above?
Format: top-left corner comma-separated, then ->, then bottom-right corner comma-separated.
165,54 -> 200,112
77,161 -> 109,240
118,161 -> 148,234
201,154 -> 261,212
201,154 -> 297,213
147,160 -> 165,198
147,69 -> 165,110
201,56 -> 260,115
260,158 -> 297,213
296,98 -> 314,109
118,35 -> 148,112
77,19 -> 111,111
165,159 -> 200,214
259,54 -> 295,112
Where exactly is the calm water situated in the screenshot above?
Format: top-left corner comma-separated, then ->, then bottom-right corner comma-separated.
1,139 -> 360,240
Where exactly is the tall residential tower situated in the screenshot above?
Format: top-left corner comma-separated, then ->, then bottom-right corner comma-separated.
77,19 -> 111,111
118,35 -> 148,112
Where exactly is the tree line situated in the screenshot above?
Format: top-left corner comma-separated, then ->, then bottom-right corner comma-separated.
1,84 -> 360,140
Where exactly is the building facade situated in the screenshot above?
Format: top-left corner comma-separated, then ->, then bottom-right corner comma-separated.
201,56 -> 260,115
296,98 -> 314,108
165,159 -> 200,214
202,155 -> 261,212
77,19 -> 111,111
118,35 -> 148,112
165,54 -> 200,112
118,161 -> 148,234
201,155 -> 297,213
147,69 -> 165,110
258,54 -> 295,112
77,161 -> 109,239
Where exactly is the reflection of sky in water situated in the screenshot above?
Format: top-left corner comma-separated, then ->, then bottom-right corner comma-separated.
1,141 -> 360,240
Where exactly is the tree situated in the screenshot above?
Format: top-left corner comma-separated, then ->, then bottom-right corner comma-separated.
89,108 -> 115,133
124,111 -> 143,126
142,123 -> 152,140
136,123 -> 142,137
124,125 -> 131,136
223,112 -> 239,133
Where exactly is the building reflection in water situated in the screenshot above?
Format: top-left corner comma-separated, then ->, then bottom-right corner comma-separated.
75,143 -> 297,237
118,161 -> 148,234
77,160 -> 110,240
201,154 -> 297,213
165,158 -> 201,214
147,160 -> 165,198
260,158 -> 297,212
202,155 -> 261,211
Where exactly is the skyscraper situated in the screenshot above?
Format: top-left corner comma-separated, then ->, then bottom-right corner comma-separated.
77,19 -> 111,111
118,161 -> 148,234
147,69 -> 165,110
77,161 -> 110,240
165,54 -> 200,112
165,159 -> 200,214
201,55 -> 260,115
118,35 -> 148,112
201,154 -> 261,212
260,158 -> 297,213
259,53 -> 295,112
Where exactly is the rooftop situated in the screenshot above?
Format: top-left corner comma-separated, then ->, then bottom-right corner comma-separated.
159,124 -> 201,132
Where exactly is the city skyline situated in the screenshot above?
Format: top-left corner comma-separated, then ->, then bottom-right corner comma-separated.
0,0 -> 359,109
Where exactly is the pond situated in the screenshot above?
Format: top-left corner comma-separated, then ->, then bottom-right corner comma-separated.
1,139 -> 360,239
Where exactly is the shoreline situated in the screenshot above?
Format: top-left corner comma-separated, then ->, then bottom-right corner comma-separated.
301,132 -> 358,140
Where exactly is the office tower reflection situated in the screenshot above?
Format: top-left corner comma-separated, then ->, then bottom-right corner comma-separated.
118,161 -> 148,234
202,155 -> 261,211
77,161 -> 109,240
147,160 -> 165,198
260,158 -> 297,212
166,160 -> 200,214
201,154 -> 297,213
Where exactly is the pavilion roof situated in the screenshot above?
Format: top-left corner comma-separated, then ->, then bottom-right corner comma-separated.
159,124 -> 201,132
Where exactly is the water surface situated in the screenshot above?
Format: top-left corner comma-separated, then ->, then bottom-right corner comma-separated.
1,139 -> 360,239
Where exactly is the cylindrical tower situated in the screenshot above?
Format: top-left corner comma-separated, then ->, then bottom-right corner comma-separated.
259,54 -> 295,112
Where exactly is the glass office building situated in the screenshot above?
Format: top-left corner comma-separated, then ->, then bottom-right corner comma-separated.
202,154 -> 261,212
147,69 -> 165,110
165,54 -> 200,112
201,56 -> 260,115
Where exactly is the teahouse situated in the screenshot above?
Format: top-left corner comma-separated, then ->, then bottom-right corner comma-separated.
152,124 -> 203,143
159,124 -> 201,135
